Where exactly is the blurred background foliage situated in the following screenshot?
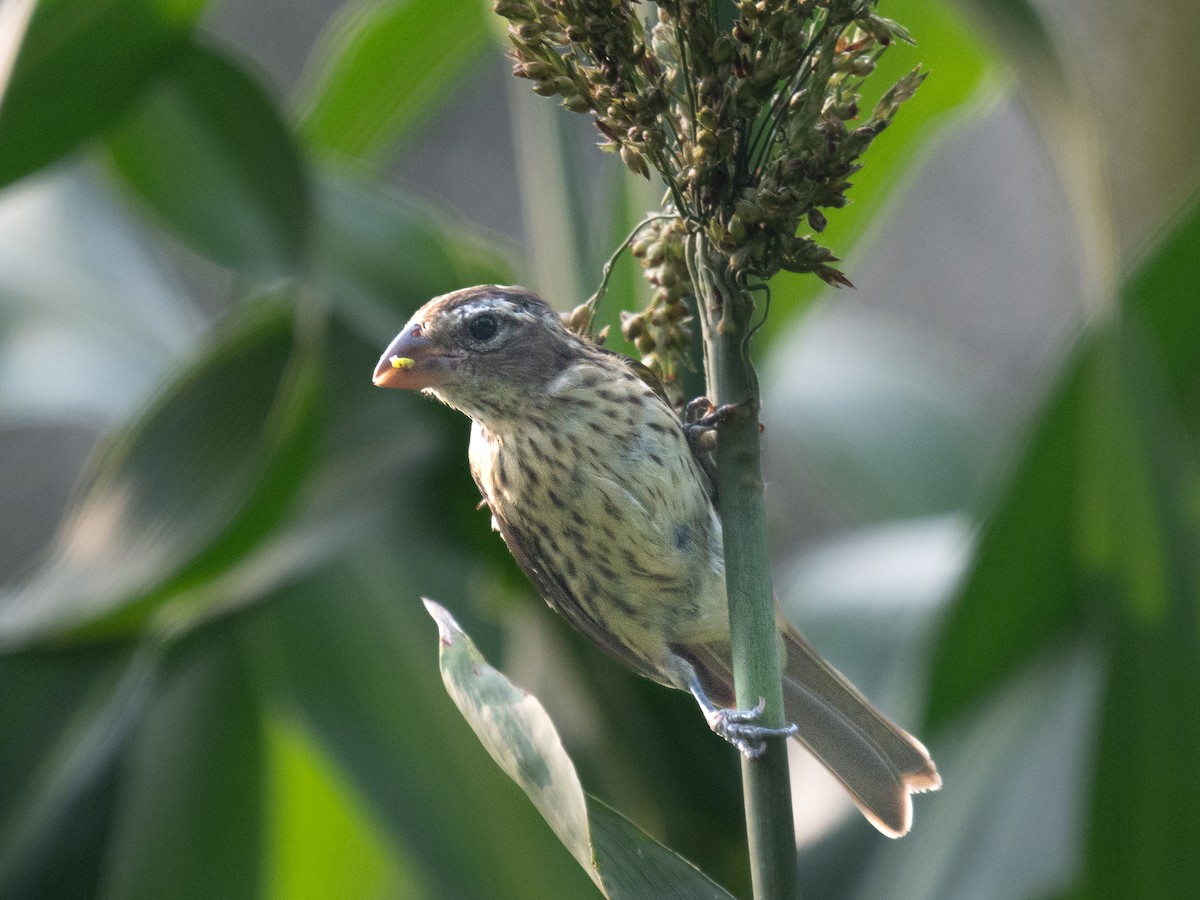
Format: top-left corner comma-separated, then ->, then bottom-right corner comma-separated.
0,0 -> 1198,897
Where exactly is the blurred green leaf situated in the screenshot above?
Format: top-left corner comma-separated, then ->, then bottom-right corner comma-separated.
1073,327 -> 1199,622
100,634 -> 263,900
314,167 -> 512,341
0,302 -> 322,647
0,644 -> 158,897
106,42 -> 310,279
296,0 -> 491,162
1074,324 -> 1200,900
425,599 -> 737,900
244,561 -> 599,900
852,645 -> 1096,900
956,0 -> 1063,81
0,0 -> 206,189
1124,197 -> 1200,432
263,714 -> 423,900
929,195 -> 1200,728
0,161 -> 517,642
0,167 -> 203,426
924,336 -> 1086,728
927,201 -> 1200,894
1083,613 -> 1200,898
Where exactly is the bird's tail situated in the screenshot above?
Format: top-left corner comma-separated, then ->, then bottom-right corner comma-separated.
690,614 -> 940,838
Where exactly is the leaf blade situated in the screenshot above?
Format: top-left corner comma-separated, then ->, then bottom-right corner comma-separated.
99,635 -> 264,900
0,302 -> 322,647
105,42 -> 310,279
297,0 -> 492,162
425,599 -> 738,900
0,0 -> 205,188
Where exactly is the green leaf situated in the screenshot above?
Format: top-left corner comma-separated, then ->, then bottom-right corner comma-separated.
313,167 -> 511,341
0,302 -> 322,647
263,714 -> 424,900
1123,196 -> 1200,431
955,0 -> 1064,82
925,335 -> 1087,728
928,320 -> 1200,728
0,0 -> 206,189
243,560 -> 600,900
923,184 -> 1200,897
99,634 -> 264,900
0,644 -> 159,896
0,164 -> 512,649
1082,614 -> 1200,898
106,41 -> 310,279
0,166 -> 203,426
1073,324 -> 1200,899
425,599 -> 738,900
928,189 -> 1200,730
296,0 -> 492,162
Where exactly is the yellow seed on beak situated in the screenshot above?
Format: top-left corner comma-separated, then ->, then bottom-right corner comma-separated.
390,356 -> 415,369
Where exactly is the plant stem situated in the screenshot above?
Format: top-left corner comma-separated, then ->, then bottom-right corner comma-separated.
688,233 -> 800,900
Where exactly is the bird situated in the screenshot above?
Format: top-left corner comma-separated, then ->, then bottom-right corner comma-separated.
373,284 -> 940,837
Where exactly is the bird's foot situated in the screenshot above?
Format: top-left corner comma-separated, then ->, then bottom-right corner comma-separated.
684,397 -> 759,453
683,398 -> 718,457
704,699 -> 799,759
685,396 -> 716,426
685,396 -> 757,429
681,664 -> 797,760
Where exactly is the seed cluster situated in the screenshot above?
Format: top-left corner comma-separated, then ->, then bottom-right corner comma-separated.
622,215 -> 692,396
496,0 -> 923,290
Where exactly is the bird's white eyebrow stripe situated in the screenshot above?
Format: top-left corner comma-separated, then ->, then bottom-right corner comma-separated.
447,297 -> 543,325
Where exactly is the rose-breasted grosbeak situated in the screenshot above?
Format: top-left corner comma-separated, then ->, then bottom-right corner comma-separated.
374,285 -> 939,836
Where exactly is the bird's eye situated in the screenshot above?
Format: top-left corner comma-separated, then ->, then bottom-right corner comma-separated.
467,313 -> 499,342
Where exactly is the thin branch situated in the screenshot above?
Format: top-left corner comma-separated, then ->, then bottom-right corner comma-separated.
582,214 -> 679,330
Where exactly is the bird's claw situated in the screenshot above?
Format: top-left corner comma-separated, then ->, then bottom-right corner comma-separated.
684,398 -> 761,487
686,396 -> 756,429
680,661 -> 795,760
684,397 -> 759,459
685,397 -> 715,425
705,698 -> 799,760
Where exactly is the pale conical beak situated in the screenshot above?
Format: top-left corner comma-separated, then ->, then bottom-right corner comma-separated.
372,325 -> 458,390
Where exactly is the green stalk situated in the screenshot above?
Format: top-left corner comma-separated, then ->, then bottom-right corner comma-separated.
689,233 -> 801,900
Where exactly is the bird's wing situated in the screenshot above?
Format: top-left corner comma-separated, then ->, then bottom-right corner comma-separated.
600,345 -> 675,406
481,496 -> 670,686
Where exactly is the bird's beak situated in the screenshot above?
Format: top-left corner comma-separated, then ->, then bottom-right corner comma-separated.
373,325 -> 458,390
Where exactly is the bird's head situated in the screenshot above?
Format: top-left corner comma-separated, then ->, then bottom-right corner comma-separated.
373,285 -> 587,421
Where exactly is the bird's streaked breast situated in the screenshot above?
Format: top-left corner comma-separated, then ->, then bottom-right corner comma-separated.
468,360 -> 729,677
